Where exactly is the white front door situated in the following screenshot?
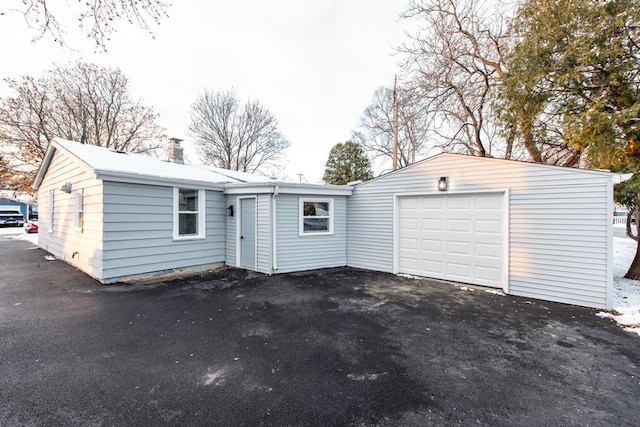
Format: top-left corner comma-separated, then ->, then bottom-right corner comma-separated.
397,193 -> 505,288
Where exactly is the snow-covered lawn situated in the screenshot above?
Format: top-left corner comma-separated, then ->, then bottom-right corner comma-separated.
598,235 -> 640,336
3,224 -> 640,335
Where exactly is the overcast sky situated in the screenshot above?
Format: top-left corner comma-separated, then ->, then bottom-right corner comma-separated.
0,1 -> 415,182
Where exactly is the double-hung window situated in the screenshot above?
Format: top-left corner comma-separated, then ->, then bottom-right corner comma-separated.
48,189 -> 54,234
173,188 -> 206,240
74,190 -> 84,231
299,198 -> 333,236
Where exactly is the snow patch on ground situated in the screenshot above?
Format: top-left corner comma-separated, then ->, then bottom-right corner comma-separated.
12,232 -> 38,246
602,236 -> 640,336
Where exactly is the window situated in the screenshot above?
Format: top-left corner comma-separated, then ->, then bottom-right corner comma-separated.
74,190 -> 84,231
173,188 -> 205,240
299,198 -> 333,235
48,189 -> 54,234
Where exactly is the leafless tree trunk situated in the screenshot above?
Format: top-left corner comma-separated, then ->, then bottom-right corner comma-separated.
189,89 -> 290,174
399,0 -> 510,158
353,85 -> 432,169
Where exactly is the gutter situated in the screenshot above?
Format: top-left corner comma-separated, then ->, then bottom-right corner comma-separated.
94,170 -> 226,191
272,185 -> 279,272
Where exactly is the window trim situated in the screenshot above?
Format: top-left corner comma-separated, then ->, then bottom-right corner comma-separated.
74,190 -> 84,232
173,188 -> 206,241
299,197 -> 334,236
48,189 -> 54,234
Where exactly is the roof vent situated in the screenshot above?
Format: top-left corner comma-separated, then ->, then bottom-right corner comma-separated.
168,137 -> 184,164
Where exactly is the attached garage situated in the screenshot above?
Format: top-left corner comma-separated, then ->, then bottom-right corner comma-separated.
347,153 -> 619,309
397,192 -> 506,289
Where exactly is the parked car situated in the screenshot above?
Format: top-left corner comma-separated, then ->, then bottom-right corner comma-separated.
29,206 -> 39,221
0,210 -> 25,227
24,222 -> 38,233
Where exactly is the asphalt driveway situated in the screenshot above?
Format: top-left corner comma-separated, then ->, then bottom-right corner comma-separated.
1,239 -> 639,426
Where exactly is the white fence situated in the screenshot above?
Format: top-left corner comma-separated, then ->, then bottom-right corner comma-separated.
614,216 -> 627,225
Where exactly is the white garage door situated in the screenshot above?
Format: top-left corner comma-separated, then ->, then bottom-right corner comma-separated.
398,193 -> 504,288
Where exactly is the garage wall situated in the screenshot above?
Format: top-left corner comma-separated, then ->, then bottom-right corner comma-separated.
348,154 -> 613,309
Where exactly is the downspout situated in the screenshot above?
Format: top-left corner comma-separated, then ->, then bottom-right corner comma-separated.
272,185 -> 279,272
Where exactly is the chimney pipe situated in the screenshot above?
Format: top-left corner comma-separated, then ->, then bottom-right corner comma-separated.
168,137 -> 184,164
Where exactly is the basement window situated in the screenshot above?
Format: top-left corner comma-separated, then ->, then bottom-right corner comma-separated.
173,188 -> 206,240
299,198 -> 333,236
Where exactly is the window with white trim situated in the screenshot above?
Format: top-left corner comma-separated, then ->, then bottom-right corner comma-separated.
173,188 -> 206,240
299,198 -> 333,235
74,190 -> 84,231
48,189 -> 54,233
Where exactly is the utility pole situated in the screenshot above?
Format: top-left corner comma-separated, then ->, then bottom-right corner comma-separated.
392,75 -> 398,171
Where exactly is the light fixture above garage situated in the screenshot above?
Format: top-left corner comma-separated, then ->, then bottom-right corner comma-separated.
437,176 -> 448,191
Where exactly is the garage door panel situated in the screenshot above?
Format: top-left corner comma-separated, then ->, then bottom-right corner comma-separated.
400,218 -> 419,229
422,238 -> 443,252
476,219 -> 501,233
448,196 -> 471,210
476,242 -> 501,257
422,218 -> 444,231
421,197 -> 443,210
448,219 -> 471,232
447,240 -> 471,255
399,198 -> 419,209
447,262 -> 471,278
399,237 -> 418,250
476,266 -> 502,284
476,194 -> 503,210
420,259 -> 444,275
398,193 -> 504,289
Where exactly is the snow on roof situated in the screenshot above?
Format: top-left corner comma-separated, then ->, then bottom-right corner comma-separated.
46,138 -> 274,187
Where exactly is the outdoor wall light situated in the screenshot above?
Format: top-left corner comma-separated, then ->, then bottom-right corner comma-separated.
437,176 -> 448,191
60,182 -> 72,193
227,205 -> 234,217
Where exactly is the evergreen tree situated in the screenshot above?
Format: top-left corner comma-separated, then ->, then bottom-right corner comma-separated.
323,141 -> 373,185
499,0 -> 640,169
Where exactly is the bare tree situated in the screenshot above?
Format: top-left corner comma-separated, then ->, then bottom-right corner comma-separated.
0,61 -> 166,191
1,0 -> 169,50
354,85 -> 433,169
189,89 -> 290,174
400,0 -> 510,158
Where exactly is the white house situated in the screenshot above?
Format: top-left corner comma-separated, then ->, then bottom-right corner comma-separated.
34,138 -> 620,309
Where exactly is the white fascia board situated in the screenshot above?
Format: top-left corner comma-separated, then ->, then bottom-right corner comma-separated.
224,182 -> 353,196
95,170 -> 225,191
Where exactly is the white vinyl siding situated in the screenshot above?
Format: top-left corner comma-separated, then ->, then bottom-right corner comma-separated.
276,194 -> 347,273
101,183 -> 225,282
257,194 -> 272,274
348,154 -> 613,309
225,196 -> 238,268
37,149 -> 104,279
